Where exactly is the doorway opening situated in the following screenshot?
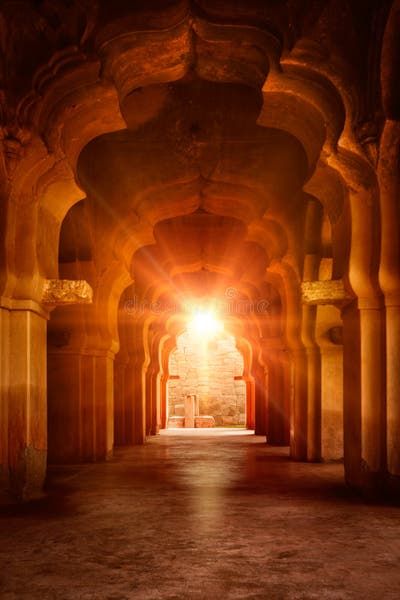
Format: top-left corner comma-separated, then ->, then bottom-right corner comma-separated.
166,328 -> 247,430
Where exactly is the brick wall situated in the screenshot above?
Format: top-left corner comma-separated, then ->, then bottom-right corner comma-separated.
168,331 -> 246,426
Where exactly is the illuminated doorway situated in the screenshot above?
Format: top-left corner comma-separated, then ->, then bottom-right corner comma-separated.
167,328 -> 246,428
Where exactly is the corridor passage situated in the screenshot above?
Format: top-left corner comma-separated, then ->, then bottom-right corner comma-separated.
1,432 -> 400,600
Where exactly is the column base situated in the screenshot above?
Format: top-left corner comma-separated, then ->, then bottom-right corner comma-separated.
346,464 -> 400,500
9,447 -> 47,502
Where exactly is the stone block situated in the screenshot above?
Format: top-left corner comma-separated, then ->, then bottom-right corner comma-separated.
167,416 -> 185,428
195,416 -> 215,428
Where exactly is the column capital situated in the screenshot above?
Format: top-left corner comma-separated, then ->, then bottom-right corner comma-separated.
0,296 -> 50,319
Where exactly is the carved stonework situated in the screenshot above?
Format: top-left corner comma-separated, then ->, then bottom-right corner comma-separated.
301,280 -> 352,306
42,279 -> 93,305
0,126 -> 31,176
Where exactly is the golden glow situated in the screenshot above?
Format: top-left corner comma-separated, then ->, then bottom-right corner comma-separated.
189,309 -> 223,338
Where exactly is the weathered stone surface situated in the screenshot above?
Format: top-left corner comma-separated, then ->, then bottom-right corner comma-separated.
42,280 -> 93,305
0,0 -> 398,510
167,416 -> 185,428
168,331 -> 246,426
195,416 -> 215,428
301,280 -> 352,306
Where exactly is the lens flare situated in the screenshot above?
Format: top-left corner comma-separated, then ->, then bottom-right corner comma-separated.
189,309 -> 223,338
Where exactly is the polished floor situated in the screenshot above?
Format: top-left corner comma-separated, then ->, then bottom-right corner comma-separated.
1,431 -> 400,600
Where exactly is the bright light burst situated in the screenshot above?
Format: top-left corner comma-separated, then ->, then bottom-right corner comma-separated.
189,309 -> 223,338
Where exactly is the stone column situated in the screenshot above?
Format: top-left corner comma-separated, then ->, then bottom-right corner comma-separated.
280,350 -> 291,446
148,365 -> 160,435
114,354 -> 128,445
48,348 -> 114,463
263,340 -> 289,446
112,315 -> 146,445
342,300 -> 385,489
152,368 -> 161,435
0,307 -> 10,496
291,348 -> 308,460
132,346 -> 146,444
378,121 -> 400,484
46,278 -> 114,463
2,300 -> 48,500
254,362 -> 267,436
120,354 -> 137,444
302,253 -> 322,462
306,344 -> 321,462
159,373 -> 168,429
386,298 -> 400,479
358,301 -> 385,478
341,302 -> 362,488
245,378 -> 255,430
145,364 -> 153,436
318,323 -> 343,461
266,354 -> 280,444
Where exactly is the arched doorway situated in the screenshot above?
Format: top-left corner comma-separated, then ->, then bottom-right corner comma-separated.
166,327 -> 247,429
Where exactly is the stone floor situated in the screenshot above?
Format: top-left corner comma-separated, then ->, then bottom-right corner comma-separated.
1,431 -> 400,600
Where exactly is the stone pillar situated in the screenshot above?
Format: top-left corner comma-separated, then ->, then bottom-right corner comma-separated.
48,349 -> 114,463
254,363 -> 267,436
266,355 -> 281,444
264,343 -> 289,446
291,348 -> 308,461
340,299 -> 385,490
146,362 -> 159,435
341,302 -> 362,488
148,365 -> 160,435
280,350 -> 291,445
358,301 -> 385,478
320,343 -> 343,461
160,373 -> 168,429
114,354 -> 128,445
386,298 -> 400,478
2,302 -> 48,500
133,344 -> 147,444
306,345 -> 321,462
245,378 -> 255,430
115,315 -> 146,445
145,364 -> 153,437
0,307 -> 10,496
302,253 -> 322,462
120,354 -> 137,444
378,121 -> 400,485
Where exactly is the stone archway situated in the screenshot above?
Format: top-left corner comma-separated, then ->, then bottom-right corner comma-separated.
167,329 -> 247,429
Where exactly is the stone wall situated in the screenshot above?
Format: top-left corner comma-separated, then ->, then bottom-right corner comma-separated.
168,331 -> 246,426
